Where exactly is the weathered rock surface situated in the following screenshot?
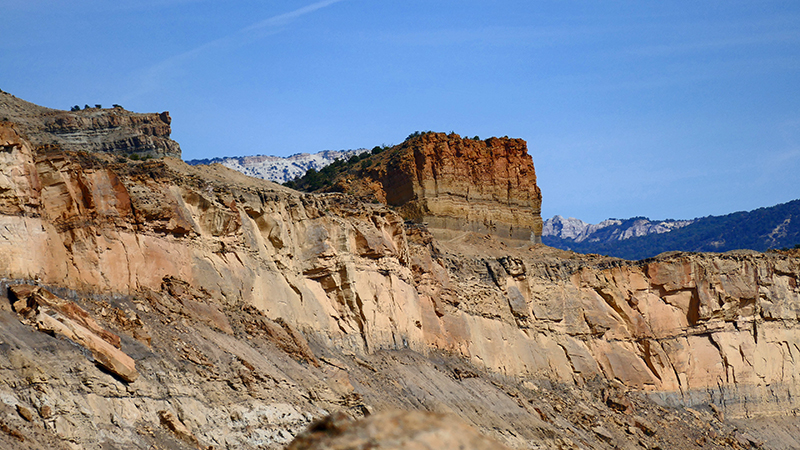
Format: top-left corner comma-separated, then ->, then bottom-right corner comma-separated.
331,132 -> 543,242
285,410 -> 513,450
0,91 -> 180,158
0,95 -> 799,449
9,284 -> 138,382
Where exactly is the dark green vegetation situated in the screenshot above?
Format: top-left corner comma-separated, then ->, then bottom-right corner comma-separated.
70,104 -> 116,111
282,130 -> 439,192
544,199 -> 800,260
283,131 -> 798,261
283,131 -> 477,192
282,145 -> 391,191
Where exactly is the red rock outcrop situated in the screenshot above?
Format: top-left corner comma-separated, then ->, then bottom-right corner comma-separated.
334,133 -> 543,241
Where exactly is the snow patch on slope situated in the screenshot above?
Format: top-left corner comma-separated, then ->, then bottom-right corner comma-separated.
543,215 -> 694,243
186,149 -> 369,184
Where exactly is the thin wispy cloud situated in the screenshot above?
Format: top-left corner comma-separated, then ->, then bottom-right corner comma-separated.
244,0 -> 344,31
125,0 -> 345,101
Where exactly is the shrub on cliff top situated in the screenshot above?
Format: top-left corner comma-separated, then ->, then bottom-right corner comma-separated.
285,149 -> 381,192
287,131 -> 454,192
405,130 -> 436,141
371,145 -> 391,155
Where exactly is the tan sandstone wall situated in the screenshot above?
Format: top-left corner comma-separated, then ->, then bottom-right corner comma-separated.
2,122 -> 800,420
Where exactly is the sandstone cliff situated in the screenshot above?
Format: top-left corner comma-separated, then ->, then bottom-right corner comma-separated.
0,98 -> 799,449
0,91 -> 180,159
329,132 -> 544,242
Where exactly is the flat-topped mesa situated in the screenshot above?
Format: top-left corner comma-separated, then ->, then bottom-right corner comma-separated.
0,91 -> 180,159
337,132 -> 543,242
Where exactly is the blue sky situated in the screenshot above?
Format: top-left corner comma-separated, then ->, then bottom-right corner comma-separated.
3,1 -> 799,223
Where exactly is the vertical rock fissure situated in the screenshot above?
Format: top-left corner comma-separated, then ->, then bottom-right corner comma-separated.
353,292 -> 369,353
639,339 -> 663,382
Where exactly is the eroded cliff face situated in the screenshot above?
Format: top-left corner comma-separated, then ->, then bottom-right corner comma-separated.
485,250 -> 800,418
1,112 -> 799,448
333,132 -> 543,242
0,92 -> 180,158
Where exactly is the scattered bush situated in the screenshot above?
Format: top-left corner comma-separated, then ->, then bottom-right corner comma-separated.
285,149 -> 385,192
70,105 -> 81,111
405,130 -> 434,141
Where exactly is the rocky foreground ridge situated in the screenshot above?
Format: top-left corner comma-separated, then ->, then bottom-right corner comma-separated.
0,98 -> 799,448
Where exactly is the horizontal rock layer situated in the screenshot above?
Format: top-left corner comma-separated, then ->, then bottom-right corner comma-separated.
0,92 -> 180,158
2,120 -> 799,416
1,110 -> 799,448
333,133 -> 543,241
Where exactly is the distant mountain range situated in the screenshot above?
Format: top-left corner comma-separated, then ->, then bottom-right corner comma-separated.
187,149 -> 798,261
186,149 -> 368,184
543,216 -> 695,243
543,199 -> 800,260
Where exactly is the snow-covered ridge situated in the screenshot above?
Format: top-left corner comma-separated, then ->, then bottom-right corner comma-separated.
186,148 -> 369,184
543,215 -> 694,243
